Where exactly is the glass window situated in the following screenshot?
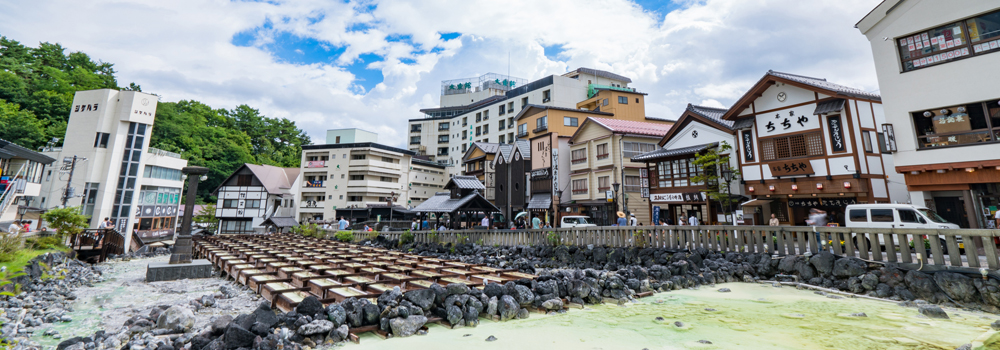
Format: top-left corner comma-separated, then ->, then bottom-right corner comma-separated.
536,116 -> 547,129
623,142 -> 657,159
760,133 -> 824,161
596,144 -> 608,159
571,149 -> 587,164
849,209 -> 868,222
618,96 -> 628,104
898,209 -> 920,223
871,209 -> 894,222
564,117 -> 578,127
571,179 -> 587,194
624,175 -> 641,192
862,131 -> 873,153
912,101 -> 995,149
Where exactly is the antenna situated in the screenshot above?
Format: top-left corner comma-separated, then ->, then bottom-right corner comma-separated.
507,50 -> 510,82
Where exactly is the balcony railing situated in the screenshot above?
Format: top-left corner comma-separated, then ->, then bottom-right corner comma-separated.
572,189 -> 588,195
304,181 -> 325,188
517,131 -> 528,138
300,200 -> 326,209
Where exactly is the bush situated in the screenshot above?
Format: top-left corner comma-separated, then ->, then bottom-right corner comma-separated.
290,223 -> 323,238
0,232 -> 24,262
26,235 -> 64,250
400,230 -> 414,246
546,231 -> 560,246
335,231 -> 353,242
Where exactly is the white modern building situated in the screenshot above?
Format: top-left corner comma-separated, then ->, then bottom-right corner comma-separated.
857,0 -> 1000,228
408,68 -> 636,168
36,89 -> 188,250
299,129 -> 449,223
213,164 -> 300,234
0,140 -> 55,225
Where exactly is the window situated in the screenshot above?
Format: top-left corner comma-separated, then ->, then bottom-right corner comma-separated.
896,8 -> 1000,72
93,132 -> 109,148
410,136 -> 421,144
483,110 -> 489,120
564,117 -> 578,127
498,135 -> 505,143
462,117 -> 468,126
862,131 -> 873,153
143,166 -> 183,181
437,147 -> 448,156
335,136 -> 341,143
223,199 -> 238,208
498,119 -> 506,130
476,126 -> 482,136
654,157 -> 704,188
898,209 -> 920,223
542,90 -> 551,102
351,154 -> 366,160
603,98 -> 608,106
499,104 -> 506,115
518,123 -> 528,136
438,122 -> 449,131
759,132 -> 824,161
380,176 -> 393,182
871,209 -> 894,222
912,100 -> 998,149
483,124 -> 489,134
462,143 -> 467,152
438,135 -> 449,143
411,125 -> 421,132
476,112 -> 482,122
347,196 -> 362,202
572,179 -> 587,194
618,96 -> 628,104
508,132 -> 514,142
571,148 -> 587,164
237,174 -> 252,186
849,210 -> 868,222
623,142 -> 657,159
350,175 -> 364,180
596,143 -> 608,159
624,175 -> 641,192
521,97 -> 528,108
508,102 -> 514,112
636,98 -> 639,103
508,117 -> 513,127
598,176 -> 610,191
245,200 -> 261,209
535,116 -> 548,131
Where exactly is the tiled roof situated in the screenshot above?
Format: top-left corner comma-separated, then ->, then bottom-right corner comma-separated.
246,164 -> 301,195
447,175 -> 485,190
586,117 -> 672,137
0,138 -> 56,164
568,68 -> 633,83
514,140 -> 530,159
497,144 -> 514,162
411,192 -> 500,213
813,98 -> 846,115
687,104 -> 734,130
474,142 -> 501,154
260,217 -> 299,228
630,142 -> 718,162
732,117 -> 755,130
768,70 -> 881,101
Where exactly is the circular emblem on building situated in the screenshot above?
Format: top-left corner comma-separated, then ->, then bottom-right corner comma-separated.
776,92 -> 787,102
692,130 -> 698,138
141,98 -> 150,106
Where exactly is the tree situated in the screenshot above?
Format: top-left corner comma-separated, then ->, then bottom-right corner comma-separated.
0,99 -> 46,149
690,141 -> 742,224
193,204 -> 217,232
40,206 -> 90,238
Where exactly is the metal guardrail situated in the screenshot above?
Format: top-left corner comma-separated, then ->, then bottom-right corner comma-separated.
324,226 -> 1000,271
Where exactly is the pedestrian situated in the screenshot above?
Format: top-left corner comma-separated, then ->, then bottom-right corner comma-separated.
338,216 -> 349,230
665,217 -> 674,225
481,215 -> 489,228
688,213 -> 700,226
422,218 -> 429,230
616,211 -> 627,226
993,209 -> 999,229
807,208 -> 828,252
629,213 -> 637,226
7,220 -> 21,234
98,217 -> 109,229
411,218 -> 418,231
678,215 -> 686,226
769,213 -> 780,226
531,214 -> 542,229
363,224 -> 371,232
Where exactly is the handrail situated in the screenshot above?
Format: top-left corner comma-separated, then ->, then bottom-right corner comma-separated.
0,164 -> 27,216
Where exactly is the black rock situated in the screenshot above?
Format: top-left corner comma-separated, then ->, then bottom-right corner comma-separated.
326,304 -> 347,326
56,337 -> 85,350
362,303 -> 380,325
809,252 -> 836,276
832,257 -> 867,278
486,335 -> 497,342
446,283 -> 470,296
698,340 -> 713,344
404,289 -> 436,310
446,305 -> 463,325
223,325 -> 255,349
252,302 -> 279,329
933,272 -> 978,303
189,336 -> 212,350
918,305 -> 950,319
233,314 -> 255,331
483,283 -> 504,298
991,320 -> 1000,331
295,296 -> 324,317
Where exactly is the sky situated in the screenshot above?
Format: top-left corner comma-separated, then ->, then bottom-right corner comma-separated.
0,0 -> 884,148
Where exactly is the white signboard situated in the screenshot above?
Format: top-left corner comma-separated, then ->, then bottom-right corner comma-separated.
650,193 -> 684,202
605,190 -> 614,201
754,104 -> 821,136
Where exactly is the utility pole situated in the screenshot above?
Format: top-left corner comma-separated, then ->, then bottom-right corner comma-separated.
61,155 -> 80,207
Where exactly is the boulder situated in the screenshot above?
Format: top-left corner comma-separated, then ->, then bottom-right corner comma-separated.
447,283 -> 471,296
498,295 -> 519,321
512,285 -> 534,306
404,289 -> 436,310
904,270 -> 940,302
389,315 -> 427,337
917,305 -> 949,319
541,299 -> 563,310
251,302 -> 279,329
446,305 -> 463,326
486,296 -> 498,316
156,306 -> 195,332
483,283 -> 504,298
809,252 -> 836,276
296,319 -> 333,336
211,315 -> 233,336
295,296 -> 324,317
326,304 -> 347,327
933,272 -> 978,303
223,325 -> 255,349
362,303 -> 380,325
832,257 -> 867,278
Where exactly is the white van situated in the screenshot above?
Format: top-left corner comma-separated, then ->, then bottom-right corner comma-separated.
560,216 -> 596,228
844,204 -> 961,251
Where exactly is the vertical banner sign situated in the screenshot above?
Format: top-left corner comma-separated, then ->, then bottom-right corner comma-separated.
551,147 -> 559,204
639,168 -> 650,198
881,123 -> 897,152
827,115 -> 845,153
741,130 -> 755,162
653,206 -> 660,226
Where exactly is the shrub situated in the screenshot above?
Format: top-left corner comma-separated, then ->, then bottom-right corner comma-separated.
25,235 -> 63,250
335,231 -> 353,242
546,231 -> 560,246
40,206 -> 88,238
290,223 -> 323,238
0,231 -> 24,262
400,230 -> 414,246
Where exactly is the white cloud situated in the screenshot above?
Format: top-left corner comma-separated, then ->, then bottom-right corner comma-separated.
0,0 -> 882,147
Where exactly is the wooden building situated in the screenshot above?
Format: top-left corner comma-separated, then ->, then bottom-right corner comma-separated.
493,141 -> 530,225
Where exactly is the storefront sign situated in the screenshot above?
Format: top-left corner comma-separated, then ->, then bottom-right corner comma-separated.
741,130 -> 755,162
827,115 -> 845,153
768,161 -> 814,176
605,190 -> 614,201
653,206 -> 660,225
530,168 -> 550,179
551,149 -> 558,198
651,192 -> 705,203
639,168 -> 649,198
881,123 -> 897,152
757,105 -> 819,135
787,198 -> 857,208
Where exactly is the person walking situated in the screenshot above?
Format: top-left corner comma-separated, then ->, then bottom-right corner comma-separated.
688,213 -> 700,226
807,208 -> 828,252
629,213 -> 637,226
768,213 -> 780,226
338,216 -> 349,230
411,218 -> 419,231
531,214 -> 542,229
616,211 -> 627,226
481,215 -> 489,228
7,220 -> 21,234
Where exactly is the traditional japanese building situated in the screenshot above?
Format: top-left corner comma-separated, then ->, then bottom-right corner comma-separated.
722,71 -> 907,226
460,142 -> 501,202
493,141 -> 530,225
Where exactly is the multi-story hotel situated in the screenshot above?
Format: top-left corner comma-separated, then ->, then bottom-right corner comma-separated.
857,0 -> 1000,228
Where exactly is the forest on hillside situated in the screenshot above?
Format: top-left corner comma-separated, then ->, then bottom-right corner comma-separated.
0,36 -> 311,202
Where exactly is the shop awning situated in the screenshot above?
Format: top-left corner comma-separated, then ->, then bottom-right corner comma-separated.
527,195 -> 552,210
740,199 -> 772,207
813,98 -> 846,115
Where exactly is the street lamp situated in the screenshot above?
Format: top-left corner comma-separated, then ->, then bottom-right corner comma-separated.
719,166 -> 740,225
169,166 -> 209,265
387,191 -> 398,229
612,182 -> 621,216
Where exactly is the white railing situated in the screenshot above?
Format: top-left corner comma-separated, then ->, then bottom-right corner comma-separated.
148,147 -> 183,159
0,165 -> 27,217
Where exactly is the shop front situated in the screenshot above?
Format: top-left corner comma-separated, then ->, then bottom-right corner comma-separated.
898,160 -> 1000,229
560,200 -> 616,226
743,177 -> 868,225
649,192 -> 713,225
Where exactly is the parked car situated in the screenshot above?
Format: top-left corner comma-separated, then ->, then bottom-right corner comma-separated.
560,216 -> 596,228
845,203 -> 960,251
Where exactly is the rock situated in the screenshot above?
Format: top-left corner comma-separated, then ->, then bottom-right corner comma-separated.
297,319 -> 334,336
674,321 -> 685,327
933,272 -> 978,303
848,313 -> 867,317
486,335 -> 497,342
512,285 -> 534,306
326,304 -> 347,326
992,320 -> 1000,331
252,302 -> 279,329
389,315 -> 427,337
905,270 -> 941,302
698,340 -> 713,344
200,294 -> 216,307
483,283 -> 504,298
211,315 -> 233,336
362,303 -> 380,325
447,283 -> 470,296
809,252 -> 836,276
918,305 -> 949,319
223,325 -> 255,349
487,296 -> 498,316
156,306 -> 195,332
404,289 -> 436,310
446,305 -> 463,325
717,288 -> 731,293
56,337 -> 85,350
499,295 -> 519,321
295,296 -> 324,317
541,299 -> 563,310
331,324 -> 349,342
517,308 -> 529,319
832,257 -> 867,278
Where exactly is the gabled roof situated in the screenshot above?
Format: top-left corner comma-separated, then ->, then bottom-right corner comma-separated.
657,104 -> 737,147
462,142 -> 501,162
260,217 -> 299,228
571,117 -> 672,142
631,142 -> 718,162
446,175 -> 485,190
411,191 -> 500,213
214,164 -> 300,196
721,70 -> 881,121
564,67 -> 633,83
0,138 -> 55,164
514,140 -> 530,159
512,104 -> 613,121
496,144 -> 514,163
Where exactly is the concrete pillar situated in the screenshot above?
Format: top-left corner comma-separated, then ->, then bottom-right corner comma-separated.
963,190 -> 980,229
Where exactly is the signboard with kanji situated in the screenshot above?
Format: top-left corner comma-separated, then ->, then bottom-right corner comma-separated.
768,160 -> 814,176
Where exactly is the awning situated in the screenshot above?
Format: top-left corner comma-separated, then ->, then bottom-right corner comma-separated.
740,199 -> 772,207
813,99 -> 846,115
526,195 -> 552,210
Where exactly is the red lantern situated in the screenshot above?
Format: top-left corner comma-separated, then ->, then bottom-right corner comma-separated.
843,181 -> 851,189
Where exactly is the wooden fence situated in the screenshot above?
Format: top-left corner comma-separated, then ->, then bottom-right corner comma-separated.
321,226 -> 1000,271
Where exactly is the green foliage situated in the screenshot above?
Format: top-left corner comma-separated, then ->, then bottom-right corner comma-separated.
455,234 -> 469,244
427,230 -> 439,244
41,206 -> 89,238
909,238 -> 931,250
0,231 -> 24,262
0,99 -> 46,149
633,230 -> 648,248
367,230 -> 379,241
334,231 -> 354,242
290,224 -> 323,238
193,204 -> 218,232
690,141 -> 742,223
399,230 -> 414,246
546,231 -> 560,246
25,235 -> 64,251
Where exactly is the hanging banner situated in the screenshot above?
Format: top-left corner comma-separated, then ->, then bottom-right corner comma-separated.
653,206 -> 660,226
827,115 -> 845,153
741,130 -> 755,162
